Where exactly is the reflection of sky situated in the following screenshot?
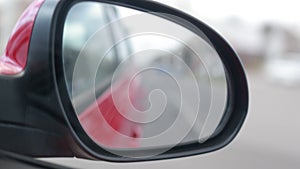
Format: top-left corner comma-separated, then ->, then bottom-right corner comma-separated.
157,0 -> 300,24
127,35 -> 180,65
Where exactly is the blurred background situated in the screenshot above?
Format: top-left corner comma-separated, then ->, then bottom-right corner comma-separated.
1,0 -> 299,168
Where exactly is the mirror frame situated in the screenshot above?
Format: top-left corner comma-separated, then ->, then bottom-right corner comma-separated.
54,0 -> 248,162
30,0 -> 248,162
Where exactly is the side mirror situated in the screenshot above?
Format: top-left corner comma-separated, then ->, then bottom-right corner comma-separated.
0,0 -> 248,162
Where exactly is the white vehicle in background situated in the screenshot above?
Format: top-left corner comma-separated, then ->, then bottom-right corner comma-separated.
265,52 -> 300,86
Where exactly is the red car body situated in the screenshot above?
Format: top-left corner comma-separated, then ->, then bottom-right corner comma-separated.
79,78 -> 142,148
0,0 -> 43,75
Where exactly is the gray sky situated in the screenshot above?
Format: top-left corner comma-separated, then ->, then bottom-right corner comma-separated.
157,0 -> 300,24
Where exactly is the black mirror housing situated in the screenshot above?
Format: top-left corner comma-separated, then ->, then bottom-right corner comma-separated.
0,0 -> 248,162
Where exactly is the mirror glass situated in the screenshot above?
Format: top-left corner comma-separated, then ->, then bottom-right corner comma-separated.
62,2 -> 227,156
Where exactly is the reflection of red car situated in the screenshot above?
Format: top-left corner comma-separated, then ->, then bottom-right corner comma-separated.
79,77 -> 143,148
64,4 -> 145,148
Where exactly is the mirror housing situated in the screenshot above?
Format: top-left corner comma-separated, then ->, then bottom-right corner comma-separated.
0,0 -> 248,162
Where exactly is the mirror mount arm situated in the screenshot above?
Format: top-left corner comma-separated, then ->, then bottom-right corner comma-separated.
0,75 -> 73,157
0,0 -> 74,158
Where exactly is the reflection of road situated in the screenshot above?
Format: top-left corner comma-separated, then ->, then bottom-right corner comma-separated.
138,70 -> 226,147
140,72 -> 200,146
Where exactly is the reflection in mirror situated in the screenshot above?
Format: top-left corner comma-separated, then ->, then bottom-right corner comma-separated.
62,2 -> 227,155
